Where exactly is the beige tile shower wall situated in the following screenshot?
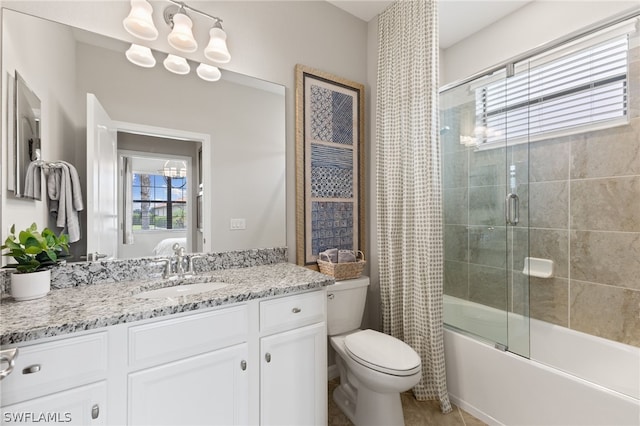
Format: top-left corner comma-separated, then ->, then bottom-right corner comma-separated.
526,41 -> 640,347
443,40 -> 640,348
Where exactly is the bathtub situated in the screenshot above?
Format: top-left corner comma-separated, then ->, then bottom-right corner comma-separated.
443,295 -> 640,426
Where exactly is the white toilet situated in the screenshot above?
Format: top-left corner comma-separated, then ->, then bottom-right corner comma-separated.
327,276 -> 422,426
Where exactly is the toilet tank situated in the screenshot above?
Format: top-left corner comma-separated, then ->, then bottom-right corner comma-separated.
327,276 -> 370,336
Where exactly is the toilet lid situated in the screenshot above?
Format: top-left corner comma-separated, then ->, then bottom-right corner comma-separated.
344,330 -> 421,376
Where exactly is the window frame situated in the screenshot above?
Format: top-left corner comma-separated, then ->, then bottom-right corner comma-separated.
474,34 -> 630,150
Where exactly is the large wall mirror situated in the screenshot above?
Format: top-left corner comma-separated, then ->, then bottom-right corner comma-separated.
1,8 -> 286,261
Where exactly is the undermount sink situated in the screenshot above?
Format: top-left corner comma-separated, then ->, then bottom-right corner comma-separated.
135,282 -> 229,299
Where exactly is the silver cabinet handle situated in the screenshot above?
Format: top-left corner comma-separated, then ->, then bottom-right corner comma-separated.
265,353 -> 271,363
240,360 -> 247,371
22,364 -> 41,374
0,348 -> 18,380
291,307 -> 301,314
505,193 -> 520,225
91,404 -> 100,420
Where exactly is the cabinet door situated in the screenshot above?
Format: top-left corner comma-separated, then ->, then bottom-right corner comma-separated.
128,343 -> 249,426
1,381 -> 107,425
260,322 -> 327,426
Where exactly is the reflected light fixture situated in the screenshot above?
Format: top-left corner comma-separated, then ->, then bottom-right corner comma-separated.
122,0 -> 231,82
123,0 -> 158,40
196,63 -> 221,82
162,160 -> 188,178
163,54 -> 191,75
125,44 -> 156,68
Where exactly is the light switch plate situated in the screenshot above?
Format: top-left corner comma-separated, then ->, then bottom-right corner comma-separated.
230,218 -> 246,230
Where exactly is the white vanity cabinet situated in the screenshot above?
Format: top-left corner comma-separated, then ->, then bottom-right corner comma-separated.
126,304 -> 250,426
0,287 -> 328,426
259,290 -> 327,426
0,333 -> 108,425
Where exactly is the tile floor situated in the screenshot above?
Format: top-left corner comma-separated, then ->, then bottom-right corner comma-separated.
328,379 -> 487,426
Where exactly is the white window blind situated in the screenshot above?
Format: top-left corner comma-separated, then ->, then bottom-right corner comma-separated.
474,33 -> 630,146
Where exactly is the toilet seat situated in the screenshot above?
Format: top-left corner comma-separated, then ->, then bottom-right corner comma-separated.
344,329 -> 421,376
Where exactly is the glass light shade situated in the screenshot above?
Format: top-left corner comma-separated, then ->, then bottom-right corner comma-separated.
204,27 -> 231,63
162,160 -> 187,177
123,0 -> 158,41
163,54 -> 190,75
125,44 -> 156,68
167,13 -> 197,53
196,63 -> 221,82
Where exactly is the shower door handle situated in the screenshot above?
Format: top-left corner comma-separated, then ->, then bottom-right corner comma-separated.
505,193 -> 519,225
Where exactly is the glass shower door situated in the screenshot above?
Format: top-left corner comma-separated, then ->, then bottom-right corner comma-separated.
441,67 -> 530,357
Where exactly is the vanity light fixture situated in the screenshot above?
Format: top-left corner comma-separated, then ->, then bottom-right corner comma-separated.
122,0 -> 231,82
163,54 -> 191,75
123,0 -> 158,41
165,5 -> 197,52
204,21 -> 231,63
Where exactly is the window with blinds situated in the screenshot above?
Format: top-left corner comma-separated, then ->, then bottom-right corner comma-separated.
474,34 -> 629,146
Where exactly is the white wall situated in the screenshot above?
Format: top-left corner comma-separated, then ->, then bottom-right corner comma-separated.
441,0 -> 639,86
1,9 -> 78,245
1,0 -> 369,264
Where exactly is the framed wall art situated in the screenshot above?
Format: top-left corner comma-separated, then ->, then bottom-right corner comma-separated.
295,64 -> 365,268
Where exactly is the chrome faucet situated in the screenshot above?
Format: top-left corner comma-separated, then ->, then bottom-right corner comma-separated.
154,258 -> 171,279
188,255 -> 203,275
156,245 -> 202,279
172,243 -> 187,278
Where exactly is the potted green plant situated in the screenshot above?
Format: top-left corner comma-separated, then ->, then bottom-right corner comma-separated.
1,223 -> 69,301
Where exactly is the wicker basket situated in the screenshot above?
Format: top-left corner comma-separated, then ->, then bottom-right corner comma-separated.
317,250 -> 366,280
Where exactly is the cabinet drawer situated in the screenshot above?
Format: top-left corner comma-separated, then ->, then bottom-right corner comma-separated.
1,381 -> 107,425
260,290 -> 325,334
128,304 -> 248,370
0,332 -> 108,406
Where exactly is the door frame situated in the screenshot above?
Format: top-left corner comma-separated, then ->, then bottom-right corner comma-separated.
112,121 -> 212,254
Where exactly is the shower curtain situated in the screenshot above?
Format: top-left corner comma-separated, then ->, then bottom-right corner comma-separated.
376,0 -> 451,413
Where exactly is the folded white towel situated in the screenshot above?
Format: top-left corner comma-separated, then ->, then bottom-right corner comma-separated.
47,162 -> 84,243
59,161 -> 83,212
23,161 -> 42,199
338,250 -> 357,263
319,248 -> 338,263
47,167 -> 61,217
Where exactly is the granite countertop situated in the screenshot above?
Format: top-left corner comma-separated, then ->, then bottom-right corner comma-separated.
0,263 -> 334,346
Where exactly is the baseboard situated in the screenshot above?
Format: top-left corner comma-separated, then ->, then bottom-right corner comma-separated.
327,364 -> 339,380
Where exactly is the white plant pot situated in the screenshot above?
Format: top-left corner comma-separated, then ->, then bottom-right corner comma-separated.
11,270 -> 51,301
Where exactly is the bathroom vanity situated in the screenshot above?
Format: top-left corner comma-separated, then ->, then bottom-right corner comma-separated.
0,261 -> 331,425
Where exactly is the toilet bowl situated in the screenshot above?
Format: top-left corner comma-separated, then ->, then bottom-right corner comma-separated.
327,277 -> 422,426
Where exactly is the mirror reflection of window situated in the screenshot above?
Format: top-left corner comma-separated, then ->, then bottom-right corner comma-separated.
119,152 -> 192,259
132,171 -> 188,231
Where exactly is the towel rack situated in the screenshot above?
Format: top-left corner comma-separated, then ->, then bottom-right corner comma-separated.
31,160 -> 67,170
